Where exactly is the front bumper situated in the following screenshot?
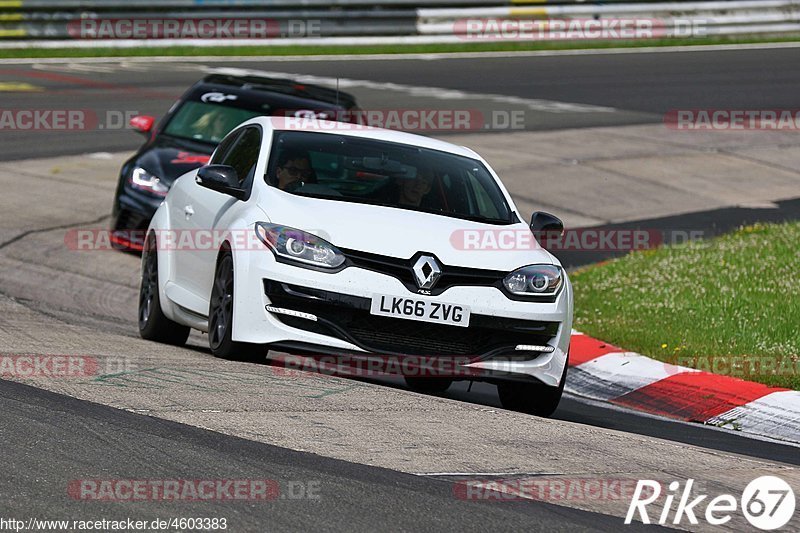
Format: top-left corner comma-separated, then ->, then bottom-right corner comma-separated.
231,250 -> 572,386
111,184 -> 165,250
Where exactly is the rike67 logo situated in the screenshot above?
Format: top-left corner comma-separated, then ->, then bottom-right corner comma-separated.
625,476 -> 795,530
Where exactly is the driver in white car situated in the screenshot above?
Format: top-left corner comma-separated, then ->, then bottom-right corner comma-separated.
398,167 -> 435,207
275,151 -> 315,191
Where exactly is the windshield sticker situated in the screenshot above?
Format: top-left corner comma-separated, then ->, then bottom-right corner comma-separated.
293,109 -> 332,119
200,92 -> 238,104
171,152 -> 211,165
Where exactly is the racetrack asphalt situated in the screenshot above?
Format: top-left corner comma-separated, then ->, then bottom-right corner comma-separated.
3,378 -> 671,532
1,46 -> 799,160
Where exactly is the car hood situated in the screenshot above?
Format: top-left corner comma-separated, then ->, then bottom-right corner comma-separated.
136,138 -> 213,185
259,190 -> 555,270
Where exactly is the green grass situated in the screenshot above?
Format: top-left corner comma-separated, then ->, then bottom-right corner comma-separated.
1,34 -> 799,59
571,222 -> 800,390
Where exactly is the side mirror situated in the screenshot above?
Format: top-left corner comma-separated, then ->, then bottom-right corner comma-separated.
129,115 -> 155,135
196,165 -> 246,200
530,211 -> 564,246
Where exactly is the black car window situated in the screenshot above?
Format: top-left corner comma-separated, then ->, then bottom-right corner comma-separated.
220,126 -> 262,187
163,101 -> 262,144
265,131 -> 514,224
210,129 -> 242,166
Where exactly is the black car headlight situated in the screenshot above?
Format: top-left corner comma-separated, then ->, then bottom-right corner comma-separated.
129,167 -> 169,197
503,265 -> 563,297
255,222 -> 345,269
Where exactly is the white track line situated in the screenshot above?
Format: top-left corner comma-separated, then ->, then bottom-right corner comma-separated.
1,40 -> 799,64
413,472 -> 562,477
202,65 -> 618,114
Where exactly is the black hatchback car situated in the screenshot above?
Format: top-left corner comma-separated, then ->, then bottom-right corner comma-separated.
110,73 -> 360,250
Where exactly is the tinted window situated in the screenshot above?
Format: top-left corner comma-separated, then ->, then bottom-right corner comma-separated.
209,129 -> 241,165
221,127 -> 262,186
163,101 -> 262,144
265,131 -> 513,224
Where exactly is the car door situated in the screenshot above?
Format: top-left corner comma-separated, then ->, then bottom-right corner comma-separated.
169,128 -> 241,310
180,125 -> 263,311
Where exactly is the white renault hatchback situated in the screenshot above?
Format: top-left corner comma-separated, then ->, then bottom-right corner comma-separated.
139,116 -> 573,416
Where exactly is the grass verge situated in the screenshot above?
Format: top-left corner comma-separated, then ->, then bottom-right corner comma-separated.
0,35 -> 799,59
571,222 -> 800,390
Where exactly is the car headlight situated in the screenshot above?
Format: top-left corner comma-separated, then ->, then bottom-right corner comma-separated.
255,222 -> 345,269
129,167 -> 169,197
503,265 -> 563,297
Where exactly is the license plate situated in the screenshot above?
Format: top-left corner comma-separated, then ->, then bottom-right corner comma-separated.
369,295 -> 470,327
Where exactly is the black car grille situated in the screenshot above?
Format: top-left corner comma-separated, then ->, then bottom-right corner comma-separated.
264,281 -> 558,358
342,248 -> 507,296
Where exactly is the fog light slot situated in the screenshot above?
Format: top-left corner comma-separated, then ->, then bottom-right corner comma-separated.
265,306 -> 318,322
515,344 -> 555,353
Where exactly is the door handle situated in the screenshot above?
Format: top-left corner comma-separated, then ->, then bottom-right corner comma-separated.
184,205 -> 194,220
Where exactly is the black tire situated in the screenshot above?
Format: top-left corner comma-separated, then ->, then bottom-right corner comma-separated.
138,235 -> 191,346
405,376 -> 453,394
497,361 -> 568,417
208,251 -> 264,362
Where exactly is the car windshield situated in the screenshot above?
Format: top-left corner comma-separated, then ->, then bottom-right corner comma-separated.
266,131 -> 515,224
163,101 -> 263,144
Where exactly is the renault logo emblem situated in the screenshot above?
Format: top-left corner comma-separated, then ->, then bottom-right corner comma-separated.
412,255 -> 442,290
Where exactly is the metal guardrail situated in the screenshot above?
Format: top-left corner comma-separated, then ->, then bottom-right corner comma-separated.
0,0 -> 799,43
3,0 -> 507,7
0,11 -> 420,39
419,0 -> 800,39
0,0 -> 721,8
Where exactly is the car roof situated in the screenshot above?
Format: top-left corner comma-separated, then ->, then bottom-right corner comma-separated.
184,74 -> 358,110
253,116 -> 482,160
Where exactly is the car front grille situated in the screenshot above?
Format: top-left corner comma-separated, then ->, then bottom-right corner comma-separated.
342,248 -> 507,296
264,280 -> 559,359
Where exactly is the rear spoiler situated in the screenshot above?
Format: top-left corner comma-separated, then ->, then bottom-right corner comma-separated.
202,74 -> 357,108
